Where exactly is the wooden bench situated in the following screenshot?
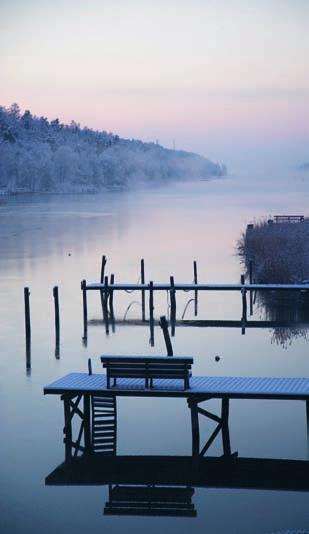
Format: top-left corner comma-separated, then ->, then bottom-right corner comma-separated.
100,355 -> 193,390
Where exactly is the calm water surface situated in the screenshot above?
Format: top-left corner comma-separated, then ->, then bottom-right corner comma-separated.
1,172 -> 309,533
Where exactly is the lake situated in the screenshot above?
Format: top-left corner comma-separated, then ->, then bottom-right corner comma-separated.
1,171 -> 309,533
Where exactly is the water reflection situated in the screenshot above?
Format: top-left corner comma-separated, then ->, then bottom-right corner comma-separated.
256,292 -> 309,347
45,453 -> 309,518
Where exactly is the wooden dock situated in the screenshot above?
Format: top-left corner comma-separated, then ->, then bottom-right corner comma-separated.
44,372 -> 309,462
81,275 -> 309,341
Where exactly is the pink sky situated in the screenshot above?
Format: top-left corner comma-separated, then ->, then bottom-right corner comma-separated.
1,0 -> 308,168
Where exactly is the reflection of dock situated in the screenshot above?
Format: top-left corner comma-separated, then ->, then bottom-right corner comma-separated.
46,454 -> 309,493
89,317 -> 309,329
104,485 -> 196,517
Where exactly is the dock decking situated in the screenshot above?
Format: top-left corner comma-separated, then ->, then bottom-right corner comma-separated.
44,372 -> 309,400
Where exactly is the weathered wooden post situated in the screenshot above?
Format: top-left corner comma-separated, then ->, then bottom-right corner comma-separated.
24,287 -> 31,370
109,274 -> 115,332
159,315 -> 173,356
188,398 -> 200,456
306,400 -> 309,460
100,255 -> 107,317
100,255 -> 107,284
53,286 -> 60,358
241,274 -> 247,334
81,280 -> 88,340
24,287 -> 31,342
170,276 -> 176,336
103,275 -> 109,334
193,260 -> 198,316
84,394 -> 91,455
63,396 -> 72,462
221,399 -> 231,456
141,259 -> 145,322
149,281 -> 154,346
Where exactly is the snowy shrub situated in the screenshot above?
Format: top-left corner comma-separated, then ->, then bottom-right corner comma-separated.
238,219 -> 309,284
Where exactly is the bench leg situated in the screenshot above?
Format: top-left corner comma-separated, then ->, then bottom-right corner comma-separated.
113,378 -> 117,387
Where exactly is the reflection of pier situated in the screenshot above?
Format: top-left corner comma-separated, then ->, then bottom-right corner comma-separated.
46,454 -> 309,493
45,454 -> 309,519
104,484 -> 196,517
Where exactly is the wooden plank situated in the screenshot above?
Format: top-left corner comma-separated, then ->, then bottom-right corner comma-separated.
85,282 -> 309,291
44,373 -> 309,401
100,355 -> 194,363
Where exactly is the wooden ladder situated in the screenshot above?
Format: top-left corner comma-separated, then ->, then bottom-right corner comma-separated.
91,396 -> 117,454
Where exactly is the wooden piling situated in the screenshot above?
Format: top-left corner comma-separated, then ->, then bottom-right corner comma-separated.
306,400 -> 309,460
84,395 -> 91,454
53,286 -> 60,356
24,287 -> 31,369
193,260 -> 198,316
170,276 -> 176,336
149,281 -> 154,346
159,315 -> 173,356
249,261 -> 254,316
221,399 -> 231,456
24,287 -> 31,343
109,274 -> 115,332
240,274 -> 247,334
81,280 -> 88,340
141,259 -> 145,322
100,255 -> 107,284
103,275 -> 109,334
63,396 -> 72,462
188,399 -> 200,456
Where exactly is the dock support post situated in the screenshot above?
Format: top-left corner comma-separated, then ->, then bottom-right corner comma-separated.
84,395 -> 92,455
109,274 -> 115,332
53,286 -> 60,358
103,275 -> 109,335
63,395 -> 72,462
141,259 -> 145,322
241,274 -> 247,334
193,260 -> 198,317
188,398 -> 200,456
149,281 -> 154,346
100,255 -> 107,284
170,276 -> 176,337
221,398 -> 231,456
81,280 -> 88,341
306,400 -> 309,460
249,261 -> 253,316
24,287 -> 31,371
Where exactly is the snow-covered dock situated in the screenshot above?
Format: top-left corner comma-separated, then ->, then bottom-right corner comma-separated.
44,372 -> 309,461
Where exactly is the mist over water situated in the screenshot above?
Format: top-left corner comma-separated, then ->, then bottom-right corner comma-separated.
1,169 -> 309,533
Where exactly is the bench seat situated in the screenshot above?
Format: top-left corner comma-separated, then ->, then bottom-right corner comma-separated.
100,355 -> 194,390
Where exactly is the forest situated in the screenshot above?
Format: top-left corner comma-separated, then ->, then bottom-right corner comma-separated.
0,104 -> 226,194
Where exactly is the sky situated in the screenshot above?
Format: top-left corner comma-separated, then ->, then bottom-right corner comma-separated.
0,0 -> 308,170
